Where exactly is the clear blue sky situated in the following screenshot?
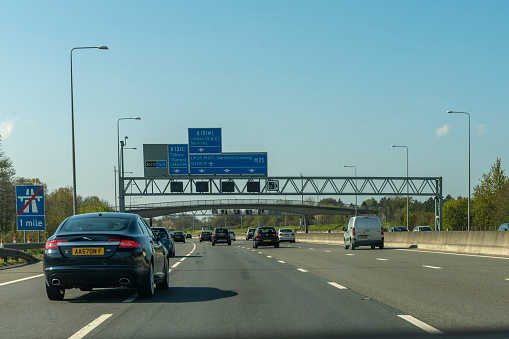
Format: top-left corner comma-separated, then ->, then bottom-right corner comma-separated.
1,0 -> 508,206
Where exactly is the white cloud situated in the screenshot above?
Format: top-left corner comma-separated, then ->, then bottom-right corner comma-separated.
0,118 -> 15,140
477,124 -> 487,135
435,124 -> 451,138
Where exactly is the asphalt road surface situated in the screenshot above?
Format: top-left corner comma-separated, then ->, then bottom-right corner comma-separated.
1,239 -> 508,338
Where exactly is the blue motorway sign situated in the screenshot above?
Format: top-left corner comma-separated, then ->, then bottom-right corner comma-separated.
16,185 -> 45,231
168,144 -> 189,175
190,153 -> 267,175
188,128 -> 222,154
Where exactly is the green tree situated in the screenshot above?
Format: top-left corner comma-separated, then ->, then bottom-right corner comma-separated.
443,197 -> 468,230
79,196 -> 112,214
472,158 -> 508,227
0,136 -> 16,233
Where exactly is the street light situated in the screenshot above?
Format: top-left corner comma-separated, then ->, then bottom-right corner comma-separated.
117,117 -> 141,210
391,145 -> 409,229
446,110 -> 471,231
70,46 -> 108,215
343,165 -> 357,216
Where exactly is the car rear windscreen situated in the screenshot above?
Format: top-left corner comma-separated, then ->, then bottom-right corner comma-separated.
61,217 -> 130,232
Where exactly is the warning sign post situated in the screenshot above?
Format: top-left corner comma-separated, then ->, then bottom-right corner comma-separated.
16,185 -> 45,231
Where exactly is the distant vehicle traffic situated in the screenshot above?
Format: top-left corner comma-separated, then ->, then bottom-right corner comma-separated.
173,231 -> 186,242
212,227 -> 231,246
43,212 -> 169,300
389,226 -> 409,232
229,231 -> 236,241
151,227 -> 175,257
277,228 -> 295,243
246,228 -> 256,240
343,215 -> 384,250
413,226 -> 434,231
199,231 -> 212,242
186,233 -> 192,239
497,223 -> 508,231
253,226 -> 279,248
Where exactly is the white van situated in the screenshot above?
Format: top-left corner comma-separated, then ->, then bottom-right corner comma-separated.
343,215 -> 384,250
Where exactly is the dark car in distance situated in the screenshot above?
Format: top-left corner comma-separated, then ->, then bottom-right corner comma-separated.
389,226 -> 409,232
173,231 -> 186,243
199,231 -> 212,242
253,226 -> 279,248
43,212 -> 169,300
212,227 -> 231,246
151,227 -> 175,257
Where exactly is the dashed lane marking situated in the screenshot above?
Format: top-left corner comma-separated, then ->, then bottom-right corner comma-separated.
398,315 -> 443,334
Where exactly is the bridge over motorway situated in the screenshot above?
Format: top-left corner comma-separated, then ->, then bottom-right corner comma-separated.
125,199 -> 365,219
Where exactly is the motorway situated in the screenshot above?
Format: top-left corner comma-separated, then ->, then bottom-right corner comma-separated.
1,239 -> 508,338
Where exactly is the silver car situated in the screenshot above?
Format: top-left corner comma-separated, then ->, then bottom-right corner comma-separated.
277,228 -> 295,243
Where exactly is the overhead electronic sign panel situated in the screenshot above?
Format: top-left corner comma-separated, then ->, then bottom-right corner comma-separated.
143,144 -> 169,177
188,128 -> 222,154
190,153 -> 267,176
168,144 -> 189,175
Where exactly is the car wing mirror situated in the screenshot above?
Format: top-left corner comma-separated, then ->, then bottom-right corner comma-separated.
342,227 -> 346,232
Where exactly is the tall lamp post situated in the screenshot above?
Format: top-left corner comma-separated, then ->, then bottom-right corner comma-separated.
446,110 -> 470,231
391,145 -> 409,229
70,45 -> 108,215
343,165 -> 357,216
117,117 -> 141,210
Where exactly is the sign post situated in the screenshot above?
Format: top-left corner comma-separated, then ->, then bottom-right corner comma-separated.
16,185 -> 45,232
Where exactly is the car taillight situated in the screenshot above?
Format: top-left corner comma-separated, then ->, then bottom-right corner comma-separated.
108,238 -> 142,248
291,233 -> 294,236
44,239 -> 68,250
212,233 -> 216,237
166,237 -> 170,240
255,233 -> 261,238
273,233 -> 277,237
352,227 -> 356,236
381,227 -> 384,235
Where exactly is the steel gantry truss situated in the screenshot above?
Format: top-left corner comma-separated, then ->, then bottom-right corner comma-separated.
119,176 -> 443,230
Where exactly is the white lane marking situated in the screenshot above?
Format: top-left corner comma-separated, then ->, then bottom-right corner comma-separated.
68,314 -> 113,339
376,258 -> 388,261
171,262 -> 181,268
398,315 -> 443,334
505,278 -> 509,281
297,268 -> 308,273
328,282 -> 348,290
180,257 -> 186,262
345,254 -> 355,256
396,248 -> 509,260
278,260 -> 286,264
325,250 -> 331,253
0,274 -> 44,287
266,256 -> 272,258
423,265 -> 442,269
258,252 -> 263,254
123,293 -> 138,303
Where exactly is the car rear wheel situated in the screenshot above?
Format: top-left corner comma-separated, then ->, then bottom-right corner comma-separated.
350,239 -> 355,250
212,242 -> 215,246
379,243 -> 384,249
254,242 -> 258,249
46,283 -> 65,300
228,241 -> 231,245
138,263 -> 155,298
274,243 -> 279,248
371,245 -> 376,249
156,258 -> 170,290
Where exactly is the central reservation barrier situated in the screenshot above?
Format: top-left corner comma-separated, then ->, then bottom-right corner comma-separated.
295,231 -> 509,257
